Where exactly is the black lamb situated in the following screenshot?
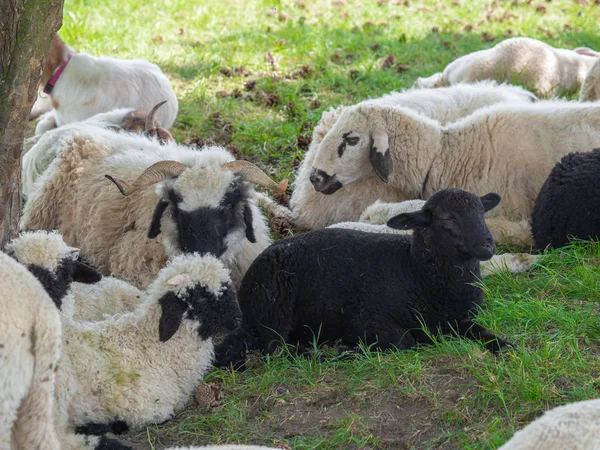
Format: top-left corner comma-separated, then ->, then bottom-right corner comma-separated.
532,148 -> 600,249
216,188 -> 512,367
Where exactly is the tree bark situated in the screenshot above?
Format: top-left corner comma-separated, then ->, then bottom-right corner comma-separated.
0,0 -> 64,248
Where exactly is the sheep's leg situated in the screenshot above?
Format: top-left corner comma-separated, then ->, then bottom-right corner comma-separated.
457,319 -> 513,354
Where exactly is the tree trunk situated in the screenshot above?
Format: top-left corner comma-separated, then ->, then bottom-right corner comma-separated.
0,0 -> 64,248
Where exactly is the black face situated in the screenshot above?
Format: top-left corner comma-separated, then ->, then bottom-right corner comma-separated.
158,283 -> 243,342
148,176 -> 256,256
309,168 -> 343,194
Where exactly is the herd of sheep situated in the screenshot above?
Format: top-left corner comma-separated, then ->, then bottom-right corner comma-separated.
3,30 -> 600,450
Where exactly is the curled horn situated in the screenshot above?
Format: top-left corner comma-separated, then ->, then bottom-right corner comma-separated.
105,160 -> 187,196
221,160 -> 288,193
145,101 -> 168,133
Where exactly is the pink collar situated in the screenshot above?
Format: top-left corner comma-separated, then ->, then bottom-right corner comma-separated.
43,53 -> 73,94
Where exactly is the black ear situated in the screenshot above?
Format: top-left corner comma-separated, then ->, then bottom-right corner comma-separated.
71,260 -> 102,284
148,199 -> 169,239
242,202 -> 256,243
480,193 -> 501,212
387,210 -> 433,230
158,293 -> 189,342
368,132 -> 392,183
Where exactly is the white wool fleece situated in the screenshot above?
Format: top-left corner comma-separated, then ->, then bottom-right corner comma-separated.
4,230 -> 78,271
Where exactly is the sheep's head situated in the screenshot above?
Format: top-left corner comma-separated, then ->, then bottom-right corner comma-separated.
121,101 -> 173,144
5,231 -> 102,308
310,106 -> 391,195
387,189 -> 501,261
152,254 -> 242,342
105,158 -> 287,259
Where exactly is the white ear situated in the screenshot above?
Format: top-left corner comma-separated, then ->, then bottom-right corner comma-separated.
574,47 -> 600,57
166,274 -> 191,287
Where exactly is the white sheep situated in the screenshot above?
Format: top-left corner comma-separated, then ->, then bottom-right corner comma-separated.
264,81 -> 537,230
21,131 -> 285,290
22,102 -> 171,198
580,56 -> 600,102
307,100 -> 600,244
416,37 -> 600,98
54,253 -> 242,437
0,251 -> 62,450
33,33 -> 178,135
498,398 -> 600,449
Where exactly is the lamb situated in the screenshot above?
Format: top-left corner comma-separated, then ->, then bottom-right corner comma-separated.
54,253 -> 242,438
307,100 -> 600,245
580,56 -> 600,102
266,81 -> 537,230
33,33 -> 178,135
498,398 -> 600,449
416,37 -> 600,98
23,102 -> 172,198
21,133 -> 285,290
216,189 -> 512,368
531,148 -> 600,249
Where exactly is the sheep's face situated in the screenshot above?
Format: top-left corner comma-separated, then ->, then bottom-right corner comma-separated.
387,189 -> 501,261
150,165 -> 256,259
5,231 -> 102,308
311,107 -> 390,194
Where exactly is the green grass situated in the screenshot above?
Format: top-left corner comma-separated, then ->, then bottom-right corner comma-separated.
59,0 -> 600,448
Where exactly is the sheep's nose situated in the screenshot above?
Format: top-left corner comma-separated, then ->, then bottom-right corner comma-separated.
309,168 -> 343,194
309,168 -> 324,186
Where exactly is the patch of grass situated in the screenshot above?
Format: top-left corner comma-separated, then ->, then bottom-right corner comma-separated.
60,0 -> 600,448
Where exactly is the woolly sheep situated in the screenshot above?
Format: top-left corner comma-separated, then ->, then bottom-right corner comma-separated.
498,398 -> 600,449
33,34 -> 178,135
216,189 -> 512,368
23,103 -> 172,198
532,148 -> 600,249
580,56 -> 600,102
416,37 -> 600,98
270,81 -> 537,230
54,253 -> 241,438
308,100 -> 600,245
21,132 -> 283,290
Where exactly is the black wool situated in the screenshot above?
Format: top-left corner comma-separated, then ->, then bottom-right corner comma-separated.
532,148 -> 600,249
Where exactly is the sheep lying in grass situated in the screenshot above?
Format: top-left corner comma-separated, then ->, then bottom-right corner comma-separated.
416,37 -> 600,97
580,56 -> 600,102
23,102 -> 172,198
216,189 -> 513,368
532,148 -> 600,249
259,81 -> 537,230
307,100 -> 600,245
54,253 -> 241,438
21,132 -> 285,290
33,33 -> 178,135
498,398 -> 600,449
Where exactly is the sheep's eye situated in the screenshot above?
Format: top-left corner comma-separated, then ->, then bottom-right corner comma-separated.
345,136 -> 360,146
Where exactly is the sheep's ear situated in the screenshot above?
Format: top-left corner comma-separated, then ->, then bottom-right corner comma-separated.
387,210 -> 432,230
242,202 -> 256,243
148,199 -> 169,239
158,293 -> 189,342
71,260 -> 103,284
368,132 -> 392,183
574,47 -> 600,57
480,193 -> 501,212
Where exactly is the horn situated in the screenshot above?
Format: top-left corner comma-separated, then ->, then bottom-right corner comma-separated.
145,100 -> 168,132
221,160 -> 288,193
105,160 -> 187,196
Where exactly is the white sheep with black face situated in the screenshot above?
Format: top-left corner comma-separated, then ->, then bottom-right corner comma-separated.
21,131 -> 286,290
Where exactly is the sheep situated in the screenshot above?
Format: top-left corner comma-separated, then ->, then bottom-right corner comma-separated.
53,252 -> 242,439
34,33 -> 178,136
498,398 -> 600,449
215,189 -> 513,368
22,102 -> 172,198
267,81 -> 537,230
306,100 -> 600,245
0,251 -> 62,450
416,37 -> 600,98
531,148 -> 600,249
580,56 -> 600,102
20,131 -> 286,290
